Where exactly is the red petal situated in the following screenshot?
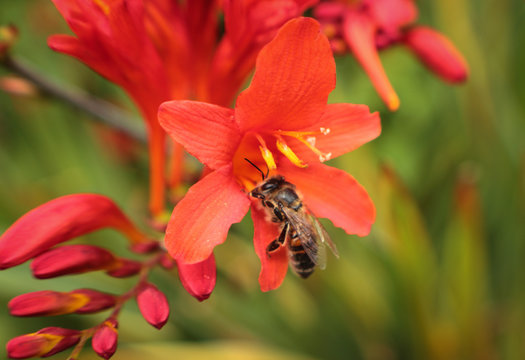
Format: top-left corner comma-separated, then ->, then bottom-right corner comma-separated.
403,26 -> 469,83
342,11 -> 400,111
177,254 -> 217,301
251,203 -> 289,292
136,283 -> 170,330
291,103 -> 381,163
235,17 -> 336,132
0,194 -> 147,270
165,166 -> 250,264
279,163 -> 375,236
159,100 -> 240,170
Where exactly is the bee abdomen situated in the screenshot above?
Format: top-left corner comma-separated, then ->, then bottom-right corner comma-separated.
289,246 -> 316,279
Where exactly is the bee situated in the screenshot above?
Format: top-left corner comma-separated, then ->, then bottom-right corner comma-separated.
245,159 -> 339,278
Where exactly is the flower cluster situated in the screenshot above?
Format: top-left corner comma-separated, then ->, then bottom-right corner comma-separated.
314,0 -> 469,110
1,194 -> 214,359
0,0 -> 469,358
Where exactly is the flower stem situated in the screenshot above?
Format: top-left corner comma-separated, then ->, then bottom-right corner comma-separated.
1,54 -> 147,143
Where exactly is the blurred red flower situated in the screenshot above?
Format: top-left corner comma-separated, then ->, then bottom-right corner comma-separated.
159,17 -> 381,291
314,0 -> 469,111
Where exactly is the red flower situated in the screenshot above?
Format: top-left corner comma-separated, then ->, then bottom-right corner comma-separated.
314,0 -> 469,111
48,0 -> 316,216
158,17 -> 381,291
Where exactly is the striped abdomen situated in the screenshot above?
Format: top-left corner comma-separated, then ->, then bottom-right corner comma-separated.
287,229 -> 317,279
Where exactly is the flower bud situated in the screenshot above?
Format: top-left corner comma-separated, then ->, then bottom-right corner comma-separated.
6,327 -> 81,359
30,245 -> 118,279
8,289 -> 116,317
92,319 -> 118,359
136,283 -> 169,329
106,258 -> 142,278
8,291 -> 88,317
0,194 -> 150,270
177,254 -> 216,301
403,26 -> 469,83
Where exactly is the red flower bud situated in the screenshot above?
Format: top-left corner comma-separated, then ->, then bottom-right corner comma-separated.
9,290 -> 88,317
92,319 -> 118,359
30,245 -> 118,279
136,283 -> 169,329
6,327 -> 81,359
0,194 -> 149,270
105,259 -> 142,278
8,289 -> 116,317
177,254 -> 216,301
403,26 -> 469,83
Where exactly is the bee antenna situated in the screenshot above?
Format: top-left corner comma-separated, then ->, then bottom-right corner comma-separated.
244,158 -> 266,181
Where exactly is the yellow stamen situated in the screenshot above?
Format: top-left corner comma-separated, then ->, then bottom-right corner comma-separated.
255,134 -> 276,171
276,130 -> 332,163
93,0 -> 110,15
275,135 -> 307,168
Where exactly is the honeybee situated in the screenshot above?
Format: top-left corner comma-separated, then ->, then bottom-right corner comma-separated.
246,159 -> 339,278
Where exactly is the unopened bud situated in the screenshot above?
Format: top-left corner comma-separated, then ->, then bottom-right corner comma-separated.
92,319 -> 118,359
7,327 -> 81,359
8,289 -> 116,317
30,245 -> 118,279
177,254 -> 216,302
403,26 -> 469,83
9,290 -> 88,317
136,283 -> 169,329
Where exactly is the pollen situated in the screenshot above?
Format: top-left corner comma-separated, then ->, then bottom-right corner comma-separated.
320,127 -> 331,135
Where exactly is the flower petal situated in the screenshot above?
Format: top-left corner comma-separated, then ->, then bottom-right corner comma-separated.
177,254 -> 217,301
165,166 -> 250,264
0,194 -> 147,270
251,203 -> 289,292
235,17 -> 336,132
342,11 -> 400,111
291,103 -> 381,163
403,26 -> 469,83
159,100 -> 240,170
279,163 -> 375,236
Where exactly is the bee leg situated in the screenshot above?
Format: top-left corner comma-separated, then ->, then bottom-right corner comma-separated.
266,222 -> 289,257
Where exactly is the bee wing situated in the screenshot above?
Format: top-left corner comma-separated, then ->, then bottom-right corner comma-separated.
310,214 -> 339,259
280,207 -> 323,267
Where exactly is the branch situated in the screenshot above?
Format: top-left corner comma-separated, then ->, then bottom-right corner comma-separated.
1,54 -> 147,143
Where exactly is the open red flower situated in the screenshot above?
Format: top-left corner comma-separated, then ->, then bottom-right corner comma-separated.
158,17 -> 381,291
49,0 -> 316,216
314,0 -> 469,111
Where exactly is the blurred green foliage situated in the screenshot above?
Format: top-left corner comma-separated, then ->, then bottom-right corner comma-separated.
1,0 -> 524,359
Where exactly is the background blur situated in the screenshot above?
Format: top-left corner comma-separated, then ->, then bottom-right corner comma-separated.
1,1 -> 524,359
